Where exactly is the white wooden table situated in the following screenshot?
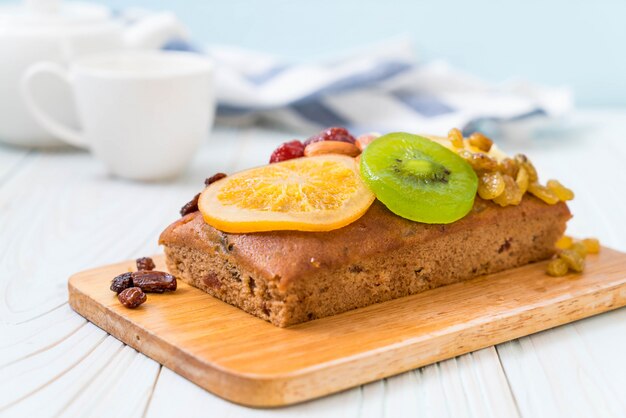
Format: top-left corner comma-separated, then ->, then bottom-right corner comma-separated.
2,110 -> 626,418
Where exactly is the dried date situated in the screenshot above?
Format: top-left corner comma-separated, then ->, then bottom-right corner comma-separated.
131,270 -> 177,293
118,287 -> 147,308
136,257 -> 155,271
110,272 -> 133,293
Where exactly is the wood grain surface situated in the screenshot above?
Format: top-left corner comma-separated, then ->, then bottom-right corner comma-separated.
68,247 -> 626,407
5,113 -> 626,417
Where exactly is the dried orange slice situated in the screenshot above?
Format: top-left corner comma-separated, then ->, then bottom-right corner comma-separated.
198,155 -> 375,233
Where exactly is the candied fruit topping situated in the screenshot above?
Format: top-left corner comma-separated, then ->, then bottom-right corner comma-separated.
547,179 -> 574,201
304,127 -> 356,146
468,132 -> 493,152
264,128 -> 576,214
478,172 -> 505,200
493,174 -> 522,207
547,236 -> 600,276
558,249 -> 585,273
547,258 -> 569,277
269,140 -> 305,164
516,166 -> 529,195
458,149 -> 499,172
570,242 -> 588,257
498,158 -> 519,178
528,182 -> 559,204
582,238 -> 600,254
555,235 -> 573,250
448,128 -> 464,148
515,154 -> 538,182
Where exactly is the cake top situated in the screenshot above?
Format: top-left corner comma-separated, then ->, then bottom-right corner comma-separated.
183,127 -> 574,234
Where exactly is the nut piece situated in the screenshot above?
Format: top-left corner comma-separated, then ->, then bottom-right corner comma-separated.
110,272 -> 133,293
131,270 -> 177,293
180,193 -> 200,217
205,172 -> 227,186
136,257 -> 155,271
118,287 -> 147,309
355,134 -> 379,151
304,140 -> 360,158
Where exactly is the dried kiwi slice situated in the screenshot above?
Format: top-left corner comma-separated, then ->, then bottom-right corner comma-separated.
360,132 -> 478,224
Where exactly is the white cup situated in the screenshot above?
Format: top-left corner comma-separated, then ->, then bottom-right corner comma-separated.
21,51 -> 215,180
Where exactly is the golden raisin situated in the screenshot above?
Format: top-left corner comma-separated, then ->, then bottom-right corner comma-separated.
528,182 -> 559,204
515,154 -> 538,182
546,258 -> 569,277
448,128 -> 464,148
582,238 -> 601,254
478,172 -> 505,200
570,242 -> 588,257
458,150 -> 499,172
546,179 -> 574,201
468,132 -> 493,152
516,166 -> 529,195
555,235 -> 573,250
498,158 -> 519,178
493,174 -> 522,206
558,249 -> 585,273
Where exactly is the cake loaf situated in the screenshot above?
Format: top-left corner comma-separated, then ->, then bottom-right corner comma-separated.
159,196 -> 570,327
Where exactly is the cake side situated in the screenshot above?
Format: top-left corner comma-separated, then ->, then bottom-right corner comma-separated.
160,196 -> 571,327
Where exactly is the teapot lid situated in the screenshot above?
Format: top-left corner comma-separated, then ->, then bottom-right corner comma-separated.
0,0 -> 111,26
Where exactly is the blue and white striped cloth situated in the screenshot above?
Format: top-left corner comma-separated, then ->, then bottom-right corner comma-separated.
165,37 -> 572,138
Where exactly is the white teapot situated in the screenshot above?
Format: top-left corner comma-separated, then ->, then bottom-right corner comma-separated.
0,0 -> 188,147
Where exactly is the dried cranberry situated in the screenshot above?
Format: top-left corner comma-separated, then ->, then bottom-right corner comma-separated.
205,172 -> 227,186
180,193 -> 200,217
269,140 -> 305,164
304,127 -> 355,146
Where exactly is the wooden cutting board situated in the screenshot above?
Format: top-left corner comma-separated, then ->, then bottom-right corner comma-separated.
68,248 -> 626,407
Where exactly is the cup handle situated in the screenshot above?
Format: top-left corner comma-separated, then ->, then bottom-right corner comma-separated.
20,62 -> 87,148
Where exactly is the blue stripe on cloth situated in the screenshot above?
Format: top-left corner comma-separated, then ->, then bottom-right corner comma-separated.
217,104 -> 255,117
308,61 -> 413,98
290,101 -> 350,127
246,65 -> 289,85
217,60 -> 413,116
391,90 -> 454,117
162,39 -> 203,53
508,108 -> 547,121
462,108 -> 546,136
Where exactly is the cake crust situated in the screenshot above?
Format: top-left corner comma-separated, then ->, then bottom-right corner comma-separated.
160,197 -> 571,327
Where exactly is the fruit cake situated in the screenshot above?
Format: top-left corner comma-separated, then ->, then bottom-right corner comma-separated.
159,128 -> 575,327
